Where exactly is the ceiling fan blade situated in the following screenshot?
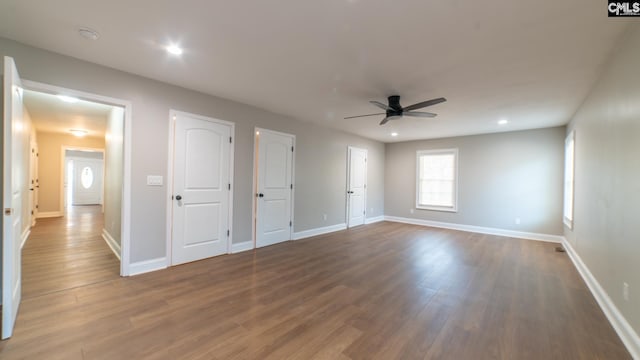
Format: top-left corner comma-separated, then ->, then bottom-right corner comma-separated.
379,117 -> 392,125
370,101 -> 391,111
403,97 -> 447,111
343,112 -> 386,119
404,111 -> 437,118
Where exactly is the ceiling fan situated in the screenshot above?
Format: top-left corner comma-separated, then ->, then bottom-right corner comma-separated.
345,95 -> 447,125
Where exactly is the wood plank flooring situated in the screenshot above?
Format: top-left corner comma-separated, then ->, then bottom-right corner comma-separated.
0,220 -> 631,359
22,205 -> 120,299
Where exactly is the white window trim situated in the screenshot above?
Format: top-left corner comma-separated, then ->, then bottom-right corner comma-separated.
416,148 -> 459,213
563,131 -> 575,229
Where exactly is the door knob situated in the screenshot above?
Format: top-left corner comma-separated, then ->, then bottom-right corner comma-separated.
347,191 -> 354,194
175,195 -> 182,201
258,193 -> 264,198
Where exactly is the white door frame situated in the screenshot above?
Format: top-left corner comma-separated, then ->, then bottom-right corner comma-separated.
61,146 -> 105,209
346,146 -> 367,228
251,127 -> 296,248
22,80 -> 133,276
165,110 -> 235,265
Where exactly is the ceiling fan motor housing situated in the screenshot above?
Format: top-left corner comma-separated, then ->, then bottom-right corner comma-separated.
387,95 -> 403,117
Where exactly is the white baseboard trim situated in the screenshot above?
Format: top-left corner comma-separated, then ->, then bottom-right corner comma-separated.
231,241 -> 254,254
562,239 -> 640,359
36,211 -> 63,219
365,216 -> 385,225
384,216 -> 564,243
129,257 -> 167,276
293,223 -> 347,240
20,229 -> 30,250
101,229 -> 121,261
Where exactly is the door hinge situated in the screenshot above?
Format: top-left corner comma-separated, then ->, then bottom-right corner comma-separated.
290,184 -> 293,190
227,230 -> 230,237
36,205 -> 39,209
31,210 -> 34,215
289,221 -> 292,227
365,158 -> 367,162
229,136 -> 233,143
291,146 -> 294,152
364,184 -> 367,189
228,183 -> 231,190
363,211 -> 366,215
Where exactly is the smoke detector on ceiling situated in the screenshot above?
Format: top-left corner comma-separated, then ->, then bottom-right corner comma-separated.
78,27 -> 100,41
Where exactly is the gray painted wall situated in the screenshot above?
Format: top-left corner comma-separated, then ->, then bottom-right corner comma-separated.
103,107 -> 124,245
385,127 -> 565,235
0,38 -> 384,263
565,24 -> 640,336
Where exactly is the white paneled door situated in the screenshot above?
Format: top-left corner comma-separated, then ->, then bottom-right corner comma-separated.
72,158 -> 103,205
255,129 -> 294,248
347,146 -> 367,228
171,112 -> 233,265
3,56 -> 24,339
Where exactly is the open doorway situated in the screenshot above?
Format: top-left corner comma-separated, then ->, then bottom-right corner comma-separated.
19,89 -> 124,299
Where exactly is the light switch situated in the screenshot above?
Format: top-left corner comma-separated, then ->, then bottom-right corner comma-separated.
147,175 -> 163,186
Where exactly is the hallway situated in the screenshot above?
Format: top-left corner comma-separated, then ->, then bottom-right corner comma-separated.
22,205 -> 120,299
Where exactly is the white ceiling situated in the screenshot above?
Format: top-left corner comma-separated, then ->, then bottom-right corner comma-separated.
23,90 -> 111,137
0,1 -> 631,142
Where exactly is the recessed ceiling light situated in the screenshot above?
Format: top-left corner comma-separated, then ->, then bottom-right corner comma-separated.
57,95 -> 79,103
498,119 -> 509,125
78,27 -> 100,41
166,45 -> 183,55
391,132 -> 399,137
69,129 -> 88,137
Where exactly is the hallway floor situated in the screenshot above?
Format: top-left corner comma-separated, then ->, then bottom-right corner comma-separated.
22,205 -> 120,299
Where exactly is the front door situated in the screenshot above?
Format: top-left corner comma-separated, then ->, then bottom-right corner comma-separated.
255,129 -> 294,248
347,146 -> 367,228
2,56 -> 24,339
171,111 -> 232,265
72,158 -> 103,205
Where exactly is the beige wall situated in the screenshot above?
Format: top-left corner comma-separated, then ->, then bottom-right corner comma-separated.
0,38 -> 385,263
36,131 -> 104,213
385,127 -> 565,235
565,24 -> 640,339
104,107 -> 124,245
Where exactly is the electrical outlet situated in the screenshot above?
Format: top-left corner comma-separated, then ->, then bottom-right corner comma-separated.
410,209 -> 414,214
323,214 -> 327,221
515,217 -> 521,225
623,282 -> 629,301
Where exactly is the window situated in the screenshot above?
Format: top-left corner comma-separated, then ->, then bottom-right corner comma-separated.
416,149 -> 458,212
81,166 -> 94,189
563,131 -> 575,228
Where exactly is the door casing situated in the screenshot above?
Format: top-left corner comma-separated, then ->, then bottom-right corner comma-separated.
22,79 -> 133,276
